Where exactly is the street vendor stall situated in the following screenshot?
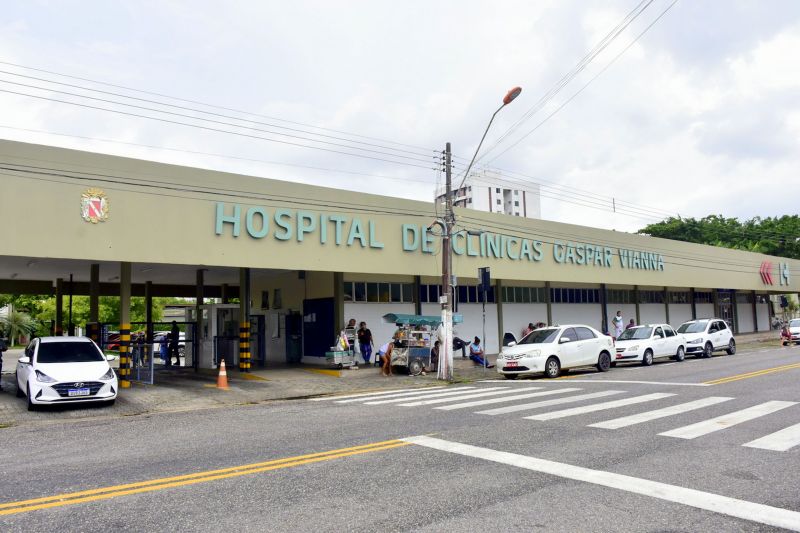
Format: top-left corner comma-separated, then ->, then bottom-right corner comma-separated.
381,313 -> 463,375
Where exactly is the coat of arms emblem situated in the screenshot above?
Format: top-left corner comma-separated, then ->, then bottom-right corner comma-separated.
81,188 -> 109,223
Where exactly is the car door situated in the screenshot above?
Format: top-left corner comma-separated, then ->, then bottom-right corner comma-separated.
715,320 -> 731,348
574,327 -> 600,365
557,328 -> 581,368
16,339 -> 36,388
652,326 -> 667,357
663,326 -> 679,355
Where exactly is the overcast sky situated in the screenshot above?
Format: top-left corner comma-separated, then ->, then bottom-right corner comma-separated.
1,0 -> 799,233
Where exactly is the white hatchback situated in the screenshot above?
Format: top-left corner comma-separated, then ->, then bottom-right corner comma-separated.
788,319 -> 800,344
496,325 -> 615,379
16,337 -> 118,410
613,324 -> 686,366
677,318 -> 736,358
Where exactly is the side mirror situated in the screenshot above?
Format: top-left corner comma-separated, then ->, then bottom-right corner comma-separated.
18,356 -> 31,364
559,337 -> 571,344
106,354 -> 118,362
507,341 -> 516,347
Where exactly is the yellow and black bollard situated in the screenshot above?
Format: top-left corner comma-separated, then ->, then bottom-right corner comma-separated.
119,323 -> 131,388
239,321 -> 251,372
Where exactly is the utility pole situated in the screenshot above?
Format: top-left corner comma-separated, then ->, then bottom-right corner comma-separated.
438,142 -> 454,381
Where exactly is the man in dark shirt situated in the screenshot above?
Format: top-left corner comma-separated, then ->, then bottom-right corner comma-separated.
0,336 -> 7,390
169,321 -> 181,367
357,322 -> 373,365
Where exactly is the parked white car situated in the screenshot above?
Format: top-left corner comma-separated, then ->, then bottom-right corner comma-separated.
789,319 -> 800,344
16,337 -> 118,411
677,318 -> 736,358
497,325 -> 614,379
613,324 -> 686,366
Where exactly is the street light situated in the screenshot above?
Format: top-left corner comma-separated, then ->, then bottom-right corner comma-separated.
437,86 -> 521,381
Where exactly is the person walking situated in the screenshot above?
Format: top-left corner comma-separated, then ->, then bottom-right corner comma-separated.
169,321 -> 181,367
611,311 -> 624,339
357,321 -> 374,365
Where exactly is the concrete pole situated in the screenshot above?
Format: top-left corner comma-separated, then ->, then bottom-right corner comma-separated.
89,263 -> 100,323
145,281 -> 153,368
600,283 -> 609,334
119,262 -> 132,389
413,275 -> 422,315
221,283 -> 229,304
664,287 -> 670,325
495,279 -> 504,349
55,278 -> 64,336
195,270 -> 204,370
545,281 -> 553,326
751,290 -> 758,332
690,288 -> 697,320
634,285 -> 641,325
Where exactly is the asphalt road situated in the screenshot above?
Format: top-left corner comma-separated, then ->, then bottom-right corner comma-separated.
2,345 -> 799,532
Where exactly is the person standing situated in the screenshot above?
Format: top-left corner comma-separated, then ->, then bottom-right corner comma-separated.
429,340 -> 440,372
626,318 -> 636,330
611,311 -> 624,339
523,323 -> 534,338
357,321 -> 373,365
169,321 -> 181,367
377,342 -> 394,376
0,335 -> 7,391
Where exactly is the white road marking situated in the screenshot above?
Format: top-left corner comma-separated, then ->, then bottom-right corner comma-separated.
743,422 -> 800,452
334,387 -> 450,403
364,387 -> 481,405
544,380 -> 711,387
588,397 -> 734,429
310,387 -> 446,401
524,393 -> 676,421
660,401 -> 798,439
397,387 -> 516,406
401,435 -> 800,532
435,388 -> 582,411
476,390 -> 625,416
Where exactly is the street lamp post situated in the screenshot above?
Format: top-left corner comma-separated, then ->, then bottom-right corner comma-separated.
435,86 -> 521,381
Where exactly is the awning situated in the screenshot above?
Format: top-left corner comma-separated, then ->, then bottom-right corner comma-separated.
381,313 -> 463,326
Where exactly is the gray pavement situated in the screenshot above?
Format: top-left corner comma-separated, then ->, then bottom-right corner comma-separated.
0,340 -> 799,531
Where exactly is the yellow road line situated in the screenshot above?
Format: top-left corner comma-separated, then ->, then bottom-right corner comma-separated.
704,363 -> 800,385
305,368 -> 342,377
0,440 -> 408,516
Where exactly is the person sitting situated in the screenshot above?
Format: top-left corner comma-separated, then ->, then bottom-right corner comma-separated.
781,326 -> 792,346
452,336 -> 468,358
469,336 -> 493,368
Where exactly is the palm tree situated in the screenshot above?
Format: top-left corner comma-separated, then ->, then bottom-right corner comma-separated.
0,310 -> 37,346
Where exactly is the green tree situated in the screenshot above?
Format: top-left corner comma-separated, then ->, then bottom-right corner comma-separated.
0,310 -> 38,345
639,215 -> 800,260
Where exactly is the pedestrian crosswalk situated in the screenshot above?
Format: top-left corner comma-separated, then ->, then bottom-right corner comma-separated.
313,384 -> 800,452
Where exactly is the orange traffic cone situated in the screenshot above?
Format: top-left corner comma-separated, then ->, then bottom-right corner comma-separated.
217,359 -> 230,390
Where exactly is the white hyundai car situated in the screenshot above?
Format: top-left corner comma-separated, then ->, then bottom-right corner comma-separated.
613,324 -> 686,366
677,318 -> 736,358
16,337 -> 118,410
497,325 -> 614,379
788,319 -> 800,345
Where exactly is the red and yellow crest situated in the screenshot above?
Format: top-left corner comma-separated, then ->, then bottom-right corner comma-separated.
80,188 -> 109,223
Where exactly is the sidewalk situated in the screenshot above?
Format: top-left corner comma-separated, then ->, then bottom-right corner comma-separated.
0,330 -> 782,427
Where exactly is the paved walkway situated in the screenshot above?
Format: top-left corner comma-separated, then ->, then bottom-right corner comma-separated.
0,331 -> 783,427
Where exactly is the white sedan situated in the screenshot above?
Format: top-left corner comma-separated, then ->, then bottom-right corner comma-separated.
16,336 -> 118,411
613,324 -> 686,366
497,325 -> 615,379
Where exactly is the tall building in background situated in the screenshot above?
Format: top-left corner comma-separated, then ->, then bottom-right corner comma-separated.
436,170 -> 541,218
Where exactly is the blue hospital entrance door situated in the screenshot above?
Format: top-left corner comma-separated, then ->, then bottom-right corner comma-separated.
303,298 -> 334,358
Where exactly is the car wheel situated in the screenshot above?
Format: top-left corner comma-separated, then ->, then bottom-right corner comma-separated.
726,339 -> 736,355
642,349 -> 654,366
596,352 -> 611,372
15,373 -> 24,398
544,357 -> 561,378
675,346 -> 685,362
703,342 -> 713,358
26,385 -> 36,412
503,374 -> 518,380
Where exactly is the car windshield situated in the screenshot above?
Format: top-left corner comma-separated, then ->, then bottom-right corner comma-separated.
37,341 -> 105,363
790,319 -> 800,328
617,327 -> 653,340
677,321 -> 708,334
519,328 -> 560,344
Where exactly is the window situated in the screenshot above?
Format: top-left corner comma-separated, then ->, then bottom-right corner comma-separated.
514,201 -> 519,207
37,341 -> 104,363
560,328 -> 578,343
638,290 -> 665,304
607,289 -> 634,304
575,327 -> 596,341
502,286 -> 545,303
343,283 -> 354,302
354,282 -> 366,302
496,188 -> 501,193
349,282 -> 414,303
654,327 -> 664,338
390,283 -> 402,303
694,291 -> 712,303
669,291 -> 690,304
717,321 -> 727,331
402,284 -> 413,303
514,190 -> 519,196
367,283 -> 379,302
550,288 -> 600,304
735,292 -> 753,304
664,326 -> 676,337
496,199 -> 501,205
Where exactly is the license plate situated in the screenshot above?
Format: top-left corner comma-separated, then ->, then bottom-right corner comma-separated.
68,388 -> 90,397
506,361 -> 518,367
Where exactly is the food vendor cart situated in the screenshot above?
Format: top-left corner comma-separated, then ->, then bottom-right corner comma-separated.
381,313 -> 463,375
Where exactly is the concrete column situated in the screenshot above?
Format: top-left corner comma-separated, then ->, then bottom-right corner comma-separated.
221,283 -> 230,304
496,279 -> 504,348
238,268 -> 250,372
690,288 -> 697,320
664,287 -> 670,325
712,289 -> 720,318
751,290 -> 758,332
600,284 -> 609,334
145,281 -> 153,367
732,290 -> 739,334
89,263 -> 100,323
413,275 -> 422,315
195,272 -> 204,370
118,262 -> 132,389
634,285 -> 641,325
333,272 -> 344,337
545,281 -> 552,326
55,278 -> 64,336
